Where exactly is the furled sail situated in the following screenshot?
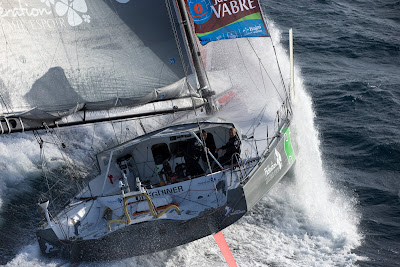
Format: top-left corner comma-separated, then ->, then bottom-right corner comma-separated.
184,0 -> 269,45
0,0 -> 205,132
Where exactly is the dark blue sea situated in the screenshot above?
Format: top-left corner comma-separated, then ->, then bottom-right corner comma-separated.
264,0 -> 400,266
0,0 -> 399,266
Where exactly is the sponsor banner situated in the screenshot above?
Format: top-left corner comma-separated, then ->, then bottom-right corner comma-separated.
0,0 -> 131,32
148,185 -> 185,198
263,148 -> 282,182
186,0 -> 269,45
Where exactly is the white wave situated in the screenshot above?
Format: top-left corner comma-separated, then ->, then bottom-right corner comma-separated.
5,243 -> 63,267
0,134 -> 46,209
211,25 -> 364,266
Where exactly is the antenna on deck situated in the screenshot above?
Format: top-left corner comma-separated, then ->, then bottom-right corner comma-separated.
38,200 -> 52,227
289,28 -> 295,102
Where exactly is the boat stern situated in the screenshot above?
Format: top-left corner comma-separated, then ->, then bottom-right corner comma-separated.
36,227 -> 70,259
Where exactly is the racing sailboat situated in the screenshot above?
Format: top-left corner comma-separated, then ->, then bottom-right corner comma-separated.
0,0 -> 296,261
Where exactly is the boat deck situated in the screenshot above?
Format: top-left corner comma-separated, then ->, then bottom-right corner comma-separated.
45,170 -> 240,241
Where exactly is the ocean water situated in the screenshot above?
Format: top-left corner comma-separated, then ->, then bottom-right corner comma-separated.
1,0 -> 400,266
263,0 -> 400,266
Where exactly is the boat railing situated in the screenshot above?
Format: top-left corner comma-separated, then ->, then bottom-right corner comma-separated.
247,101 -> 291,158
107,191 -> 181,231
228,154 -> 261,185
239,101 -> 291,185
274,100 -> 291,135
229,153 -> 244,185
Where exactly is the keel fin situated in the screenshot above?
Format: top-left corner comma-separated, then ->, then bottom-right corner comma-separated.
213,231 -> 238,267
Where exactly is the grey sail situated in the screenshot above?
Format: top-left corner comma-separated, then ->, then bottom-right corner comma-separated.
0,0 -> 206,132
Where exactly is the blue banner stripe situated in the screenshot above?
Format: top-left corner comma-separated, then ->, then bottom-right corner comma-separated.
197,19 -> 268,45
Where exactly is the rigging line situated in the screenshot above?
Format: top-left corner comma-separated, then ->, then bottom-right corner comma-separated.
227,70 -> 235,91
173,194 -> 215,209
252,137 -> 272,142
0,94 -> 11,115
43,126 -> 82,183
268,34 -> 290,96
165,0 -> 203,118
262,14 -> 290,100
166,0 -> 190,78
108,111 -> 120,145
48,1 -> 74,72
43,174 -> 73,197
244,103 -> 268,137
185,91 -> 220,204
39,141 -> 69,238
212,128 -> 227,145
36,139 -> 78,192
120,121 -> 124,143
194,125 -> 220,207
90,124 -> 96,150
45,2 -> 68,69
54,124 -> 66,148
178,8 -> 207,160
0,25 -> 13,114
5,0 -> 52,68
158,63 -> 165,89
41,2 -> 63,68
259,58 -> 267,95
0,22 -> 30,102
235,40 -> 264,96
254,104 -> 267,131
48,29 -> 62,68
245,38 -> 285,103
72,6 -> 81,91
177,0 -> 212,97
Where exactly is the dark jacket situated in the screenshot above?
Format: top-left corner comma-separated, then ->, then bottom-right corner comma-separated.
185,138 -> 203,162
221,135 -> 241,157
184,138 -> 204,176
202,133 -> 217,161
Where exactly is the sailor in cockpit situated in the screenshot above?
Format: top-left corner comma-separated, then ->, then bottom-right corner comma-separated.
216,128 -> 241,166
184,137 -> 204,176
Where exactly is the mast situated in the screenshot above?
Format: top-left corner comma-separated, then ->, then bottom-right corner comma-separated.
175,0 -> 214,102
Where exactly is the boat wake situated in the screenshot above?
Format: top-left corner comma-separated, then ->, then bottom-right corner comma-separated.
2,24 -> 364,267
220,75 -> 365,266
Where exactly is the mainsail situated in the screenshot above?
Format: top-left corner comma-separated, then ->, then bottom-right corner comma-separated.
0,0 -> 208,132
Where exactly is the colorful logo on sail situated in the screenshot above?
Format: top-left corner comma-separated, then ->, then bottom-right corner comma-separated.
188,0 -> 213,24
185,0 -> 269,45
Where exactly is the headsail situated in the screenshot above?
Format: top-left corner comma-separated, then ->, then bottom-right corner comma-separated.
0,0 -> 205,132
185,0 -> 269,45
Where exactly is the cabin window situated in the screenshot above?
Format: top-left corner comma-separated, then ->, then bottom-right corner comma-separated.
169,141 -> 187,157
151,143 -> 170,165
169,134 -> 191,141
